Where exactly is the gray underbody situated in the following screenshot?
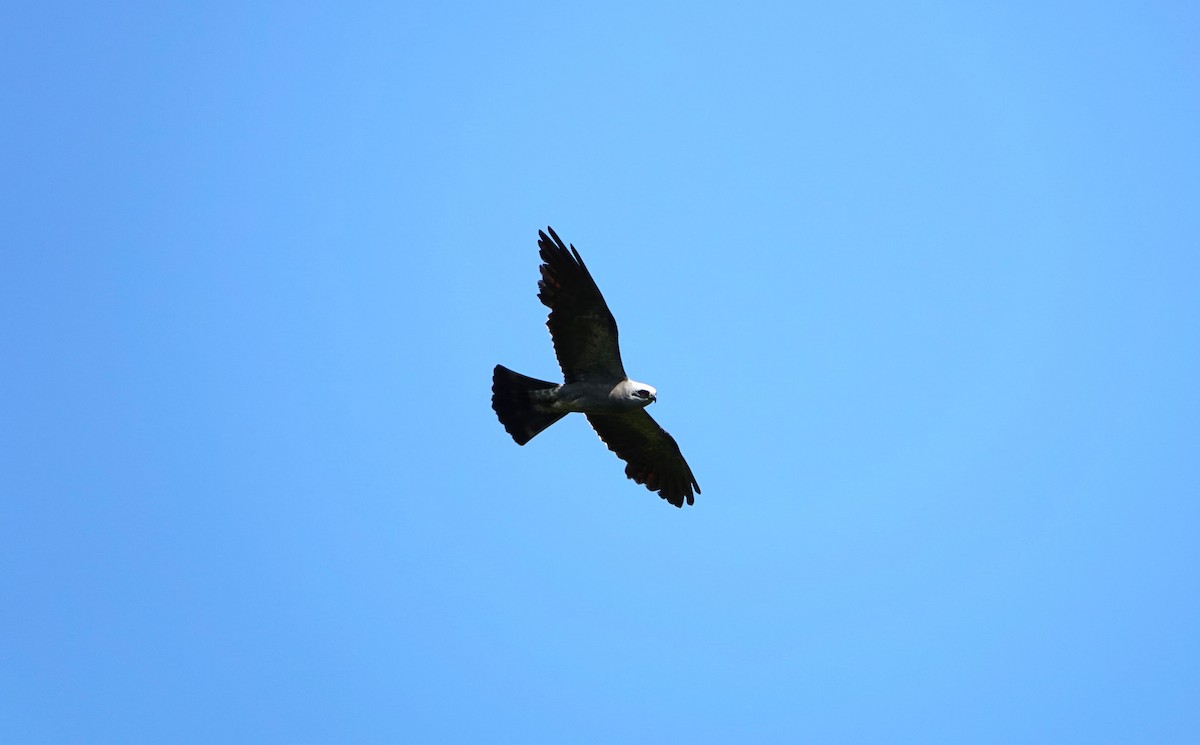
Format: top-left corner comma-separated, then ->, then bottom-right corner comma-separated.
532,380 -> 651,414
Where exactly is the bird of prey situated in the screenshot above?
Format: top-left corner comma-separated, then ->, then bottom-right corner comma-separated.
491,227 -> 700,507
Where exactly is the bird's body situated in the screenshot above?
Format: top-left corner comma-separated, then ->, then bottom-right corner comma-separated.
542,379 -> 655,414
491,227 -> 700,507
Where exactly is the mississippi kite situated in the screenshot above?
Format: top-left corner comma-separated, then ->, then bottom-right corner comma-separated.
491,227 -> 700,507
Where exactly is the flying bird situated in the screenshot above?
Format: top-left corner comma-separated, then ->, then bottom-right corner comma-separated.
492,227 -> 701,507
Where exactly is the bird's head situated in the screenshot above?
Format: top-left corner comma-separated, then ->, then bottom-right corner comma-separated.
622,380 -> 657,408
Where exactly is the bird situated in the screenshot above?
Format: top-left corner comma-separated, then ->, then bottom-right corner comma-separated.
491,227 -> 700,507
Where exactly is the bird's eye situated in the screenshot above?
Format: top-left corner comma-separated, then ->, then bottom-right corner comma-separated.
636,390 -> 649,399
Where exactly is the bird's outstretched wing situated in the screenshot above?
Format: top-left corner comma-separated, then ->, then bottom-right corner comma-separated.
537,227 -> 626,383
586,410 -> 701,507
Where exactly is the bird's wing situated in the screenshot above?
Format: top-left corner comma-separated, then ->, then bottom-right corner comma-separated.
586,410 -> 700,507
537,227 -> 626,383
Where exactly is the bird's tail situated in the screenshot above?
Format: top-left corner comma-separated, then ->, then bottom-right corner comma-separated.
491,365 -> 566,445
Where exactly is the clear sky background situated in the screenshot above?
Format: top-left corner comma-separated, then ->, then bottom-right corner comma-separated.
3,2 -> 1198,743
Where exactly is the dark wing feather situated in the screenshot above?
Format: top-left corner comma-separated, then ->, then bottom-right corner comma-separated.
537,227 -> 626,382
586,410 -> 701,508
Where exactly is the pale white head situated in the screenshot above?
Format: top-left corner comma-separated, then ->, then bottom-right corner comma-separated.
617,379 -> 657,408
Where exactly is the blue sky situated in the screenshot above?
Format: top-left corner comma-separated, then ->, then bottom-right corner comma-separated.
3,1 -> 1199,742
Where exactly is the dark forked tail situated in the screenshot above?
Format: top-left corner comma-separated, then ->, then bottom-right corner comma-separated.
491,365 -> 565,445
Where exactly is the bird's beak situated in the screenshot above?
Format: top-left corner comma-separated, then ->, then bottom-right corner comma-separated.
650,394 -> 657,402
